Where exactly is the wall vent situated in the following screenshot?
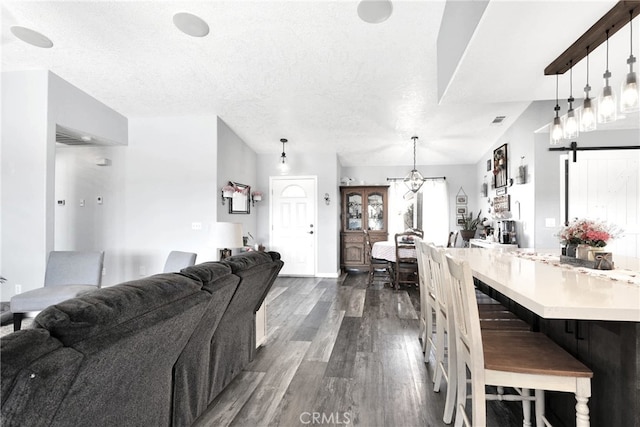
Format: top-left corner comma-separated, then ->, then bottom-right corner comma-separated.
491,116 -> 506,125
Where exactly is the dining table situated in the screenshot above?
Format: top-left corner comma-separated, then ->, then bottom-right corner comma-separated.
371,240 -> 416,263
445,247 -> 640,427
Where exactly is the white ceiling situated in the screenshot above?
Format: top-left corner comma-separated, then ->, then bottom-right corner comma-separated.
2,1 -> 638,167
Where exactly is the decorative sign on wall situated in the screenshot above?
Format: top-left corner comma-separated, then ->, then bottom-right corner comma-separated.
493,194 -> 510,213
456,187 -> 468,226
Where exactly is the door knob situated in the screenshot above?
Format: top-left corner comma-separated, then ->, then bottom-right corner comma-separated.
308,231 -> 314,234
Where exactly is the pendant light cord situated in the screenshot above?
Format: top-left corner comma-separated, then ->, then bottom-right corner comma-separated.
586,46 -> 590,85
630,11 -> 633,57
569,60 -> 573,101
412,136 -> 417,170
606,29 -> 610,72
555,74 -> 560,117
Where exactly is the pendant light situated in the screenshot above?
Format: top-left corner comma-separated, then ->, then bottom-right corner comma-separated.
598,29 -> 617,123
581,46 -> 597,132
403,136 -> 424,193
562,61 -> 579,139
550,74 -> 563,145
621,10 -> 639,113
277,138 -> 290,175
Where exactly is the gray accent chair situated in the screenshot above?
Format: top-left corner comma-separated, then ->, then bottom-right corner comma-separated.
10,251 -> 104,331
163,251 -> 197,273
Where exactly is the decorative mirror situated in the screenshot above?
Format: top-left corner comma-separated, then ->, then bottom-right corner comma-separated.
228,181 -> 251,214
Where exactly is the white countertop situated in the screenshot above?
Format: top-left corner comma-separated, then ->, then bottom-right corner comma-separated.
469,238 -> 518,250
446,248 -> 640,322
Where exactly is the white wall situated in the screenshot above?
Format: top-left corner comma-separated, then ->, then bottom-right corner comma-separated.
1,70 -> 128,297
123,116 -> 218,280
54,145 -> 127,285
1,71 -> 50,298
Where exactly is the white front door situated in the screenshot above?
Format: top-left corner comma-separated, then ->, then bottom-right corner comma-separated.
270,176 -> 316,276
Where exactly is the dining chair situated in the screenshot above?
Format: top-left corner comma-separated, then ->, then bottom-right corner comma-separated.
447,231 -> 458,248
363,230 -> 390,286
393,231 -> 421,290
444,253 -> 593,427
10,251 -> 105,331
414,239 -> 437,361
163,251 -> 197,273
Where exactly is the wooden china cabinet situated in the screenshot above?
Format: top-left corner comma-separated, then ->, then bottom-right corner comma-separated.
340,185 -> 389,271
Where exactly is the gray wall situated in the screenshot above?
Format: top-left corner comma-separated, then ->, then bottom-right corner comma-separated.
216,118 -> 257,247
340,163 -> 478,234
256,151 -> 341,277
476,99 -> 640,249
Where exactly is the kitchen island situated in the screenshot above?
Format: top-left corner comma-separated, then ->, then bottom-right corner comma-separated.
446,248 -> 640,427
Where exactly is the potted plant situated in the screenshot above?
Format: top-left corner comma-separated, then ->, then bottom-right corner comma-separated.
459,210 -> 482,241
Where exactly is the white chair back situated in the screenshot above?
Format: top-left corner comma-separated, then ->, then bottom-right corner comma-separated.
444,252 -> 487,424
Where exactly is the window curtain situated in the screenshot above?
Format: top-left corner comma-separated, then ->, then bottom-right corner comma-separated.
388,181 -> 413,238
420,179 -> 449,246
388,179 -> 449,246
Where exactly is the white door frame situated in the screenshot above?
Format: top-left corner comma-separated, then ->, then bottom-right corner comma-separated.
269,175 -> 318,276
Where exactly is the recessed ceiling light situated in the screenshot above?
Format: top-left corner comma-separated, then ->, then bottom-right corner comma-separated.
10,26 -> 53,48
173,12 -> 209,37
357,0 -> 393,24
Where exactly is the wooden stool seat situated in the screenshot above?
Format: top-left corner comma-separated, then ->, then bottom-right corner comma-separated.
482,330 -> 593,378
480,318 -> 531,330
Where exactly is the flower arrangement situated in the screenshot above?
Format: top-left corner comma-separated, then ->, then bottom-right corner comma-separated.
221,184 -> 236,198
558,218 -> 622,247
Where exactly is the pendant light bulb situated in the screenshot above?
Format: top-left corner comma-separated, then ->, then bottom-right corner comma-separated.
277,138 -> 290,175
581,46 -> 597,132
403,136 -> 424,193
563,62 -> 579,139
598,29 -> 617,123
621,11 -> 639,113
550,74 -> 563,145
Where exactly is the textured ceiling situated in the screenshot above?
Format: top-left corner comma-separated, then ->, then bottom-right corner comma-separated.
2,1 -> 637,167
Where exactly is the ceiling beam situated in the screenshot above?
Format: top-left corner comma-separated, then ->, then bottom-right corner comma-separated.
544,0 -> 640,75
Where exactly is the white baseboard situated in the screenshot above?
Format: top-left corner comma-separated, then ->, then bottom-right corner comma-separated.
315,270 -> 340,278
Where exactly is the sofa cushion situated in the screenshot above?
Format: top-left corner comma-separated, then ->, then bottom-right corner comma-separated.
171,273 -> 240,427
1,330 -> 84,426
179,261 -> 232,288
34,272 -> 205,346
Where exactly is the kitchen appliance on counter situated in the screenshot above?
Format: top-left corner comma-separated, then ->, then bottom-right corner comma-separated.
495,220 -> 517,244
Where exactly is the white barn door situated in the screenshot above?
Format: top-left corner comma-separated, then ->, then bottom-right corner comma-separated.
565,151 -> 640,257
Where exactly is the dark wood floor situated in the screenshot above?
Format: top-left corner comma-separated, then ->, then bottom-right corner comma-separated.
193,272 -> 523,427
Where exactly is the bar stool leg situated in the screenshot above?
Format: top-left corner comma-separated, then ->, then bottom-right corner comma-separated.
575,378 -> 591,427
522,388 -> 532,427
535,389 -> 545,427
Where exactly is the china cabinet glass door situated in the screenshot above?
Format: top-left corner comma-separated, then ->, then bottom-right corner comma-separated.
367,192 -> 384,231
346,193 -> 363,230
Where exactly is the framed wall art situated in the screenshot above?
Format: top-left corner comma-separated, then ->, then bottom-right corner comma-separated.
493,144 -> 508,188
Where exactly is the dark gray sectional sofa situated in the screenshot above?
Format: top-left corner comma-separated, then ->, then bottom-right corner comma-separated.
0,251 -> 283,427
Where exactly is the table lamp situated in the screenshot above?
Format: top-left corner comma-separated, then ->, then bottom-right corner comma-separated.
215,222 -> 243,260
